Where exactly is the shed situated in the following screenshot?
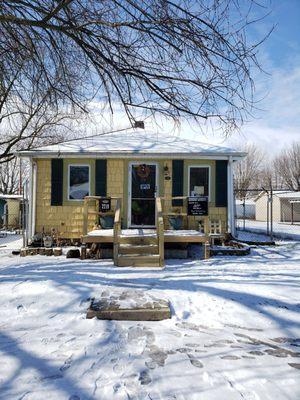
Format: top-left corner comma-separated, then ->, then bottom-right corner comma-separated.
254,191 -> 300,223
0,194 -> 23,229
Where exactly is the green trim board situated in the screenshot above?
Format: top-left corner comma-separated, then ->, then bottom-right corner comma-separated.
215,160 -> 228,207
95,159 -> 107,196
172,160 -> 184,206
51,159 -> 64,206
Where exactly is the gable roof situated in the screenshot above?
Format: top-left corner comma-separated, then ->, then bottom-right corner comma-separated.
17,129 -> 246,160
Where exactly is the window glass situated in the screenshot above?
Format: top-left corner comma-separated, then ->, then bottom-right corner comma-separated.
69,165 -> 90,200
189,167 -> 209,197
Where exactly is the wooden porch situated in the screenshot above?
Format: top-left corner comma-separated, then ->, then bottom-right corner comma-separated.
82,196 -> 220,267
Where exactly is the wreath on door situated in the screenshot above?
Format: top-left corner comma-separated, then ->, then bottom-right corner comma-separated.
136,164 -> 150,179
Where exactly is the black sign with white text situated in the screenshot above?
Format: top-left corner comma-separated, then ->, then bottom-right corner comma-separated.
99,198 -> 111,212
187,196 -> 208,216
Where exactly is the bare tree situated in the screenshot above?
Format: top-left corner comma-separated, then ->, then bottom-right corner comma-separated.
0,158 -> 20,194
0,157 -> 31,194
274,142 -> 300,191
234,143 -> 263,198
0,0 -> 270,161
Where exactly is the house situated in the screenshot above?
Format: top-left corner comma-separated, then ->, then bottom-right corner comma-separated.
18,129 -> 245,265
255,191 -> 300,223
0,194 -> 23,230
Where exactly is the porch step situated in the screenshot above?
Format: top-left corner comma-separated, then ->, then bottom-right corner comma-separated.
119,244 -> 159,255
117,254 -> 161,268
119,235 -> 157,245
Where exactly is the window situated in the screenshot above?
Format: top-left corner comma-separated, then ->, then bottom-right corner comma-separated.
189,166 -> 210,198
68,165 -> 90,200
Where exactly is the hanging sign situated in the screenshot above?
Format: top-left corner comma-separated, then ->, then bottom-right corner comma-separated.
187,196 -> 208,216
140,183 -> 151,190
99,198 -> 111,212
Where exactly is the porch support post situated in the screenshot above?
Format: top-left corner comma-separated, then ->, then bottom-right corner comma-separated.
32,161 -> 37,238
28,157 -> 33,239
227,156 -> 235,236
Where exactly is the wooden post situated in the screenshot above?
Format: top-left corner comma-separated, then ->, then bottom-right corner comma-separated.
83,198 -> 88,236
204,241 -> 210,259
156,197 -> 164,267
113,198 -> 121,266
81,245 -> 87,260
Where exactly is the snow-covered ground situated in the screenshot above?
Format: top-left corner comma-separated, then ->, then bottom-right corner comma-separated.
0,243 -> 300,400
237,219 -> 300,241
0,232 -> 23,250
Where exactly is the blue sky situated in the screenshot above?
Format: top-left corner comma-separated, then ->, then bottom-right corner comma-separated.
228,0 -> 300,153
89,1 -> 300,155
172,0 -> 300,154
157,1 -> 300,154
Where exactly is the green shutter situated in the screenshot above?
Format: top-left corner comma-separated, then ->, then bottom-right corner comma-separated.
95,159 -> 107,196
172,160 -> 184,206
215,160 -> 228,207
51,159 -> 63,206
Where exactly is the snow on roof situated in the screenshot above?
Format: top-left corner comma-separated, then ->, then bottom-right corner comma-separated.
235,199 -> 256,205
275,191 -> 300,199
17,129 -> 245,159
254,190 -> 300,202
0,194 -> 23,200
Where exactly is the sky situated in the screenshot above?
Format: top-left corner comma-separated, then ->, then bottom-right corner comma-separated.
230,0 -> 300,154
179,0 -> 300,155
86,1 -> 300,156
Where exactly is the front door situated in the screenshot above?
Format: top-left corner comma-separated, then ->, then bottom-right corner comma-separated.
129,163 -> 158,227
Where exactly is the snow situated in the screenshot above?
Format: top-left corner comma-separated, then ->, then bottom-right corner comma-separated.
88,229 -> 206,238
237,219 -> 300,241
0,232 -> 23,250
0,242 -> 300,399
18,130 -> 245,158
275,192 -> 300,199
0,194 -> 23,200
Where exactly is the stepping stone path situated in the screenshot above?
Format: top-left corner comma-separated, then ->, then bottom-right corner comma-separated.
86,289 -> 171,321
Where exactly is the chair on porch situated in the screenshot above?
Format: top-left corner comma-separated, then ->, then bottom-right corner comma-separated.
208,219 -> 226,246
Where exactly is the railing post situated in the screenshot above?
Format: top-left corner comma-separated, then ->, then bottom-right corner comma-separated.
83,198 -> 88,236
113,198 -> 121,266
156,197 -> 164,267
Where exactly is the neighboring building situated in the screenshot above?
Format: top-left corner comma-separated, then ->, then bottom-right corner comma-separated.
18,129 -> 245,241
0,194 -> 23,229
255,191 -> 300,223
235,199 -> 256,219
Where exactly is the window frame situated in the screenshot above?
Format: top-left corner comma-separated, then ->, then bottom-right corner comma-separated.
68,163 -> 91,201
188,165 -> 211,201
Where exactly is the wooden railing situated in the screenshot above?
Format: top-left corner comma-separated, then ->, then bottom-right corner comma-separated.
161,196 -> 209,234
82,196 -> 120,237
156,196 -> 164,267
113,198 -> 122,265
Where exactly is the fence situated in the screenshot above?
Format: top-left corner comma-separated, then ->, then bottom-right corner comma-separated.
0,194 -> 28,252
234,188 -> 300,242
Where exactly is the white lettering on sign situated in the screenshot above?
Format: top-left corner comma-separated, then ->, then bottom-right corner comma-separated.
140,183 -> 150,190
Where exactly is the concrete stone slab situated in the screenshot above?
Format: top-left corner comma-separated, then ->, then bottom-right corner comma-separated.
86,289 -> 171,321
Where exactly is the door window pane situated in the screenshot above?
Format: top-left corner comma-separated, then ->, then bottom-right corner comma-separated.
69,165 -> 90,200
189,167 -> 209,197
131,164 -> 156,198
131,199 -> 155,226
